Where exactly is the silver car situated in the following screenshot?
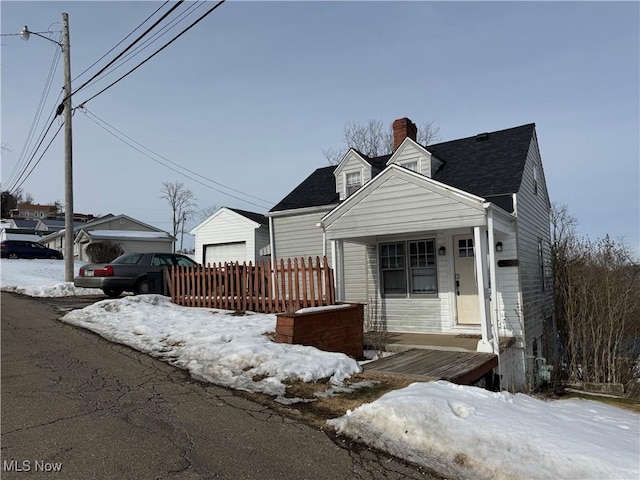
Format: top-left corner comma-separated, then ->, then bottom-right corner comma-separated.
74,252 -> 198,298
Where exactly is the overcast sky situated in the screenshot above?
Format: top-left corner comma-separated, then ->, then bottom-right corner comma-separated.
2,1 -> 638,254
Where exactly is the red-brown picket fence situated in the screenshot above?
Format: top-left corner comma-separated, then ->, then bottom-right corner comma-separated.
168,256 -> 335,313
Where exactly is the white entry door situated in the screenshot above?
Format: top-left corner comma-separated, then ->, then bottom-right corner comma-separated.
204,241 -> 246,266
454,236 -> 480,325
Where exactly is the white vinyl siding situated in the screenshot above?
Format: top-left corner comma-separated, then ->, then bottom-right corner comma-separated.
365,230 -> 456,334
193,209 -> 266,265
388,141 -> 431,177
334,152 -> 372,201
325,173 -> 486,240
513,135 -> 554,360
271,209 -> 332,263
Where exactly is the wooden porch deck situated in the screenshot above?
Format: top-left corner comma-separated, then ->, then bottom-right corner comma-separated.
363,332 -> 511,386
364,348 -> 498,385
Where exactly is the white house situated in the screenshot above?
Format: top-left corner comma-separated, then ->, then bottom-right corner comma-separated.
190,207 -> 270,266
267,118 -> 554,391
39,214 -> 174,261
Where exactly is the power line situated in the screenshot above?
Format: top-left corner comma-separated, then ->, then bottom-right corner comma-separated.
78,1 -> 206,93
69,0 -> 186,99
4,37 -> 62,189
80,107 -> 274,210
72,1 -> 171,83
76,0 -> 226,109
10,120 -> 65,195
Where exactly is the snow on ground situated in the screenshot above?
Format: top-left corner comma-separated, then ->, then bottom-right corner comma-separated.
0,258 -> 102,297
2,258 -> 639,480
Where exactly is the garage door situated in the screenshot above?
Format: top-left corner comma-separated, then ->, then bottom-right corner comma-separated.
204,242 -> 246,265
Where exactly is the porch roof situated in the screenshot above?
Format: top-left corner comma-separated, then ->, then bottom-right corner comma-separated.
321,165 -> 487,241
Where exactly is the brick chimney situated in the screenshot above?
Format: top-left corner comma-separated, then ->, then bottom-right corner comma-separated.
393,117 -> 417,151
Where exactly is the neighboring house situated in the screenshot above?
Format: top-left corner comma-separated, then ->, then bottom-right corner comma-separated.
0,218 -> 47,242
12,219 -> 39,230
34,218 -> 66,232
190,207 -> 270,265
267,117 -> 554,391
10,203 -> 58,219
39,214 -> 174,261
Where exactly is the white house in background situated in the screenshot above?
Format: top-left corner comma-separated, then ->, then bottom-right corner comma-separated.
267,117 -> 554,391
190,207 -> 270,266
39,214 -> 174,261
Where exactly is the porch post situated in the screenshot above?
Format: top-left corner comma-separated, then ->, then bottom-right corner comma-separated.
487,208 -> 500,353
474,225 -> 495,353
333,240 -> 345,302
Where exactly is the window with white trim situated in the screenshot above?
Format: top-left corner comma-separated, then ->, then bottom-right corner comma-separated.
345,171 -> 362,197
399,160 -> 419,173
533,166 -> 539,196
380,239 -> 437,296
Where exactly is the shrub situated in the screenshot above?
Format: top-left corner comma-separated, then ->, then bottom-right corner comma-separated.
85,241 -> 124,263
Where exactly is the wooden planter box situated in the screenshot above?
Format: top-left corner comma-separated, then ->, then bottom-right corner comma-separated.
275,303 -> 364,358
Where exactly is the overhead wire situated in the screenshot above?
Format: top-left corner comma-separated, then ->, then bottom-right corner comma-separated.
9,118 -> 65,195
4,34 -> 63,191
72,0 -> 171,83
80,107 -> 274,210
76,0 -> 226,109
75,1 -> 206,93
69,0 -> 185,100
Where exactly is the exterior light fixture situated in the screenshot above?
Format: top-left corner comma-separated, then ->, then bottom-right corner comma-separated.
496,242 -> 503,252
438,246 -> 446,256
20,26 -> 30,40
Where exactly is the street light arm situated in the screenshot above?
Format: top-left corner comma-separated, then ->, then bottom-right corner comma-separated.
20,26 -> 63,48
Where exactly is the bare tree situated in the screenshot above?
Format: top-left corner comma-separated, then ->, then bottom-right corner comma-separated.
551,203 -> 640,393
160,181 -> 196,252
324,119 -> 441,165
198,205 -> 218,222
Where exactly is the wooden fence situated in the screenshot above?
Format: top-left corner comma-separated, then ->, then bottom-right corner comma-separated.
169,256 -> 335,313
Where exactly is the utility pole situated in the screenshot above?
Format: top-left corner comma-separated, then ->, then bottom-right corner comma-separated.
62,12 -> 74,282
20,14 -> 74,282
180,211 -> 186,252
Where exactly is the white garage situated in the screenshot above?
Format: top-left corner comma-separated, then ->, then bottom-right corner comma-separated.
191,207 -> 270,266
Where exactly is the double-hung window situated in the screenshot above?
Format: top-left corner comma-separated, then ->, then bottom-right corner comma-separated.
345,171 -> 362,197
380,239 -> 437,296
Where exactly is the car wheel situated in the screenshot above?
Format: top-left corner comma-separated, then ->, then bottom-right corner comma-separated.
49,255 -> 59,260
8,252 -> 18,259
102,288 -> 123,298
136,278 -> 150,295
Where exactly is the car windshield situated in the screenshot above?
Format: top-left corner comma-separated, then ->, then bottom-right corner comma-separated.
112,254 -> 143,265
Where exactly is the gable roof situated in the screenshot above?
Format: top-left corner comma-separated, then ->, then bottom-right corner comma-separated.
269,123 -> 535,213
227,208 -> 268,226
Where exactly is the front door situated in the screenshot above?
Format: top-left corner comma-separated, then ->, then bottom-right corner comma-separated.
454,236 -> 480,325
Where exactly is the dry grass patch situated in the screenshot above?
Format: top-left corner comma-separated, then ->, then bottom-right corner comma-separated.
281,372 -> 417,428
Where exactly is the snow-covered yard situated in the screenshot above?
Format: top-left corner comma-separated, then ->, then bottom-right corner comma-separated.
2,258 -> 639,480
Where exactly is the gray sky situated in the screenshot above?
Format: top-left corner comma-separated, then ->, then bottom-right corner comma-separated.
2,1 -> 638,254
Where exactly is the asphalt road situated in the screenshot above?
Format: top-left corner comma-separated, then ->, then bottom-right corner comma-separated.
1,293 -> 437,480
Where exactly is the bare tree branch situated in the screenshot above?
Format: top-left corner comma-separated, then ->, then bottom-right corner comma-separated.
324,118 -> 441,165
160,181 -> 196,251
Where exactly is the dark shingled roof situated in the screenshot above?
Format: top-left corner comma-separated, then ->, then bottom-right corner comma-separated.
227,207 -> 268,226
270,123 -> 535,213
270,166 -> 339,212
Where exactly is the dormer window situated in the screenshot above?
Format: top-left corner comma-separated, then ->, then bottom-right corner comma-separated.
399,160 -> 419,173
345,171 -> 362,197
